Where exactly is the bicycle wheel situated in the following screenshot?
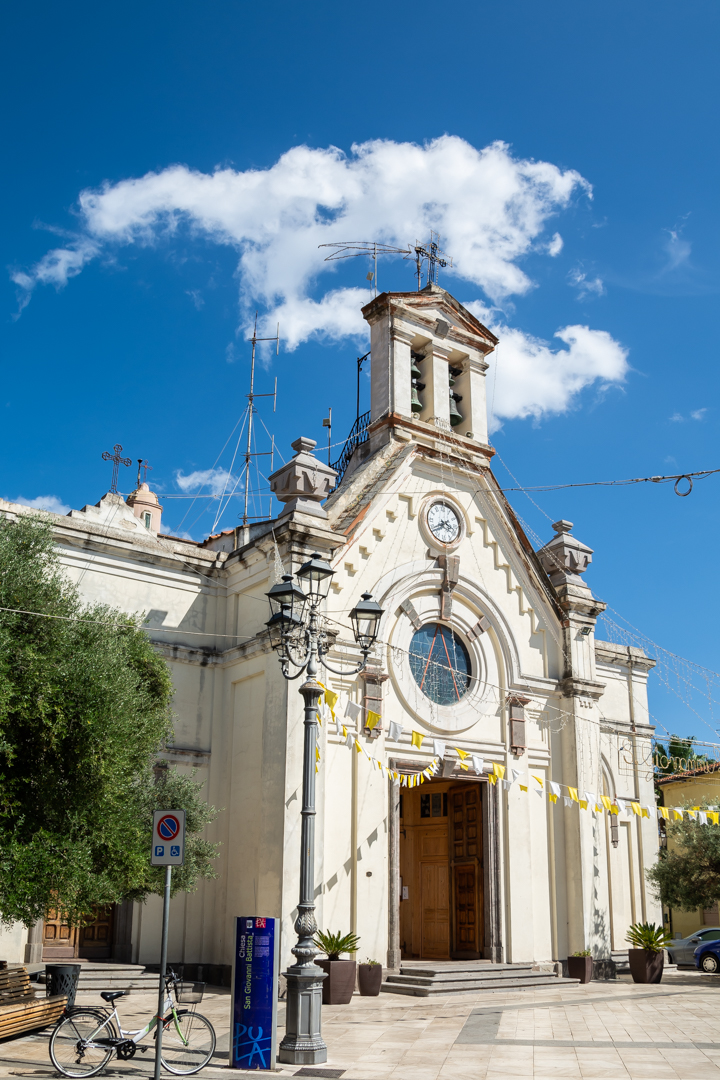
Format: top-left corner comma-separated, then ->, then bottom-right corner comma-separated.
49,1010 -> 116,1078
161,1010 -> 216,1075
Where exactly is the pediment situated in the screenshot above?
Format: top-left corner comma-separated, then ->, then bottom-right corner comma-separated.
362,284 -> 498,354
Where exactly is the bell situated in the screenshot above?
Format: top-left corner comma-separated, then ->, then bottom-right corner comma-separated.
411,358 -> 422,379
411,382 -> 422,413
448,365 -> 461,388
449,392 -> 463,426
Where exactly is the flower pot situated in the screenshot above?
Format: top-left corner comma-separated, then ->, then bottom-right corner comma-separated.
628,948 -> 664,984
317,959 -> 357,1004
358,964 -> 383,996
567,956 -> 593,984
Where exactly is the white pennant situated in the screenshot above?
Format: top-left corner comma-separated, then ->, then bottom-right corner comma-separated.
549,781 -> 561,797
471,755 -> 484,775
433,739 -> 446,759
585,791 -> 596,806
345,732 -> 355,750
345,701 -> 362,723
388,721 -> 403,742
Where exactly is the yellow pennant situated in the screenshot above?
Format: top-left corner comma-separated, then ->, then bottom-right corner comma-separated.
520,784 -> 528,792
366,710 -> 381,732
611,804 -> 619,815
631,802 -> 641,816
579,799 -> 588,810
595,804 -> 603,813
709,812 -> 719,825
419,774 -> 425,784
488,773 -> 497,785
493,763 -> 506,781
549,793 -> 558,804
460,762 -> 469,771
641,808 -> 650,818
659,806 -> 669,819
393,771 -> 399,781
324,689 -> 339,716
687,810 -> 697,820
601,796 -> 612,811
533,776 -> 544,787
316,746 -> 320,761
673,809 -> 683,820
455,747 -> 470,760
316,710 -> 322,726
411,730 -> 424,748
315,763 -> 319,773
355,740 -> 362,754
568,787 -> 579,802
342,725 -> 347,738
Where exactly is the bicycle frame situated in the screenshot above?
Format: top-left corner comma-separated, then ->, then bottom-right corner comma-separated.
66,991 -> 191,1053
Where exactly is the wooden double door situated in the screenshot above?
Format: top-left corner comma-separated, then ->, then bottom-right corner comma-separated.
400,780 -> 484,959
42,906 -> 115,960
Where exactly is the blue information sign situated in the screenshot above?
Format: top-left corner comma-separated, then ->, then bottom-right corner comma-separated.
231,917 -> 279,1071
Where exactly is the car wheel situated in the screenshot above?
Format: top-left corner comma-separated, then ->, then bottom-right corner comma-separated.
701,954 -> 719,974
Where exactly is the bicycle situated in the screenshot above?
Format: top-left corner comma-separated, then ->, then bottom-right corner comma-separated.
49,969 -> 216,1077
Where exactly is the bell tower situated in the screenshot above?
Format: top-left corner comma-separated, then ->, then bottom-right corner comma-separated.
361,284 -> 497,447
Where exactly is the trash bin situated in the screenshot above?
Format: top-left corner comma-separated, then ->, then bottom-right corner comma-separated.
45,964 -> 81,1008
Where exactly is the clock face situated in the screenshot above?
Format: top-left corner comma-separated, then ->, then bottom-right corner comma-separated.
427,502 -> 460,544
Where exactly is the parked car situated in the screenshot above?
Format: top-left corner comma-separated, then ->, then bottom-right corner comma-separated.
667,928 -> 720,965
694,938 -> 720,973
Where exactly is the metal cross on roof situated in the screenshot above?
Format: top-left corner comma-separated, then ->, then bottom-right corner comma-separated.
101,443 -> 132,493
413,230 -> 453,289
136,458 -> 152,487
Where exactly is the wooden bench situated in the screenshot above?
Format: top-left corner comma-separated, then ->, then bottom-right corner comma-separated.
0,963 -> 67,1040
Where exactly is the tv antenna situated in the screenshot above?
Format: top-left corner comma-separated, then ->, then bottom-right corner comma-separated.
241,314 -> 279,526
319,241 -> 412,297
412,231 -> 453,290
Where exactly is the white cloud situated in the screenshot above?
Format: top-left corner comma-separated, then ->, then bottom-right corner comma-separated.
670,408 -> 707,422
568,267 -> 604,298
13,137 -> 589,348
663,225 -> 691,271
12,494 -> 71,515
174,468 -> 236,496
547,232 -> 563,257
467,302 -> 628,430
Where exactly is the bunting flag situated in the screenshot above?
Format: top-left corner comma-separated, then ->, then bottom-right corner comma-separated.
355,740 -> 362,753
673,809 -> 683,820
488,773 -> 497,785
549,781 -> 561,797
411,730 -> 425,749
366,711 -> 381,732
324,688 -> 339,717
344,731 -> 354,749
345,700 -> 362,723
520,784 -> 528,792
563,796 -> 572,808
494,763 -> 506,781
616,798 -> 626,815
316,746 -> 320,761
585,791 -> 596,805
568,787 -> 579,802
534,776 -> 544,787
601,796 -> 612,811
549,793 -> 558,803
471,755 -> 484,775
456,747 -> 470,760
631,802 -> 641,816
388,721 -> 403,742
433,739 -> 446,759
659,806 -> 669,819
579,799 -> 588,810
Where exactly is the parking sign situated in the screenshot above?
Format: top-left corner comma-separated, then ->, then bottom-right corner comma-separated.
151,810 -> 186,865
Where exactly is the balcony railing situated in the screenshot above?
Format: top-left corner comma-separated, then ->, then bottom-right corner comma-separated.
330,411 -> 371,487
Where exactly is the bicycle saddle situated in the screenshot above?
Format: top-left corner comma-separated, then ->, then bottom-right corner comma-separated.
100,991 -> 126,1003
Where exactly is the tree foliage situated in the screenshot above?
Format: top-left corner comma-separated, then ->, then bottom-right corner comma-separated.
0,514 -> 219,927
647,799 -> 720,911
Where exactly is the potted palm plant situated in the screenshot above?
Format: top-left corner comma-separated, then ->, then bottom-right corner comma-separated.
567,949 -> 593,984
358,958 -> 383,996
626,922 -> 673,983
314,930 -> 360,1004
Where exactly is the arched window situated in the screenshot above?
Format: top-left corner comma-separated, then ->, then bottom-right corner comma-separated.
409,623 -> 471,705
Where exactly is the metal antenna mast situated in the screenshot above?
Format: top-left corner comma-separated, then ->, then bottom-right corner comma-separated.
242,314 -> 279,527
319,241 -> 413,296
413,231 -> 453,289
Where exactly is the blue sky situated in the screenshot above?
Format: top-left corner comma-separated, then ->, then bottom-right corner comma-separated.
2,0 -> 719,741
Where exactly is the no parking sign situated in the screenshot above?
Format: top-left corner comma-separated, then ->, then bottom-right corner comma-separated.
151,810 -> 186,865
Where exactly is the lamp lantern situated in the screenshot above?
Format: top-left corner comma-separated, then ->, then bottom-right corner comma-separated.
349,592 -> 383,651
296,552 -> 335,603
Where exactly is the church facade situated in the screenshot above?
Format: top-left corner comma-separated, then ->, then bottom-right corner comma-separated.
2,283 -> 660,976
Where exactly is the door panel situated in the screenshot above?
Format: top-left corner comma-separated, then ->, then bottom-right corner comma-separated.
449,784 -> 484,957
421,860 -> 450,958
78,907 -> 115,959
42,912 -> 78,959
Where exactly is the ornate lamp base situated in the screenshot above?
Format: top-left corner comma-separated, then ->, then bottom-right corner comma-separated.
277,965 -> 327,1065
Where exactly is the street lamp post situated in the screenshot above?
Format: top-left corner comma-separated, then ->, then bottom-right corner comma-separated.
267,554 -> 382,1066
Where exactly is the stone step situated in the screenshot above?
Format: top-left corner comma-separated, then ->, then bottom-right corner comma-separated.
381,975 -> 577,997
390,965 -> 535,985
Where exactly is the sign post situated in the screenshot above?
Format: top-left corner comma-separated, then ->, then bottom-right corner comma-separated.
231,917 -> 280,1070
151,810 -> 186,1080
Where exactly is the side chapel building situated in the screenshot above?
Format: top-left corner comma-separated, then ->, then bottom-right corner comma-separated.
2,284 -> 660,975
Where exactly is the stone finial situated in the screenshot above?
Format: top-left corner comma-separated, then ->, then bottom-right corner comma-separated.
537,520 -> 593,587
268,436 -> 337,519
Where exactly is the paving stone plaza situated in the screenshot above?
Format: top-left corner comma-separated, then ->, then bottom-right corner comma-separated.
2,971 -> 720,1079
